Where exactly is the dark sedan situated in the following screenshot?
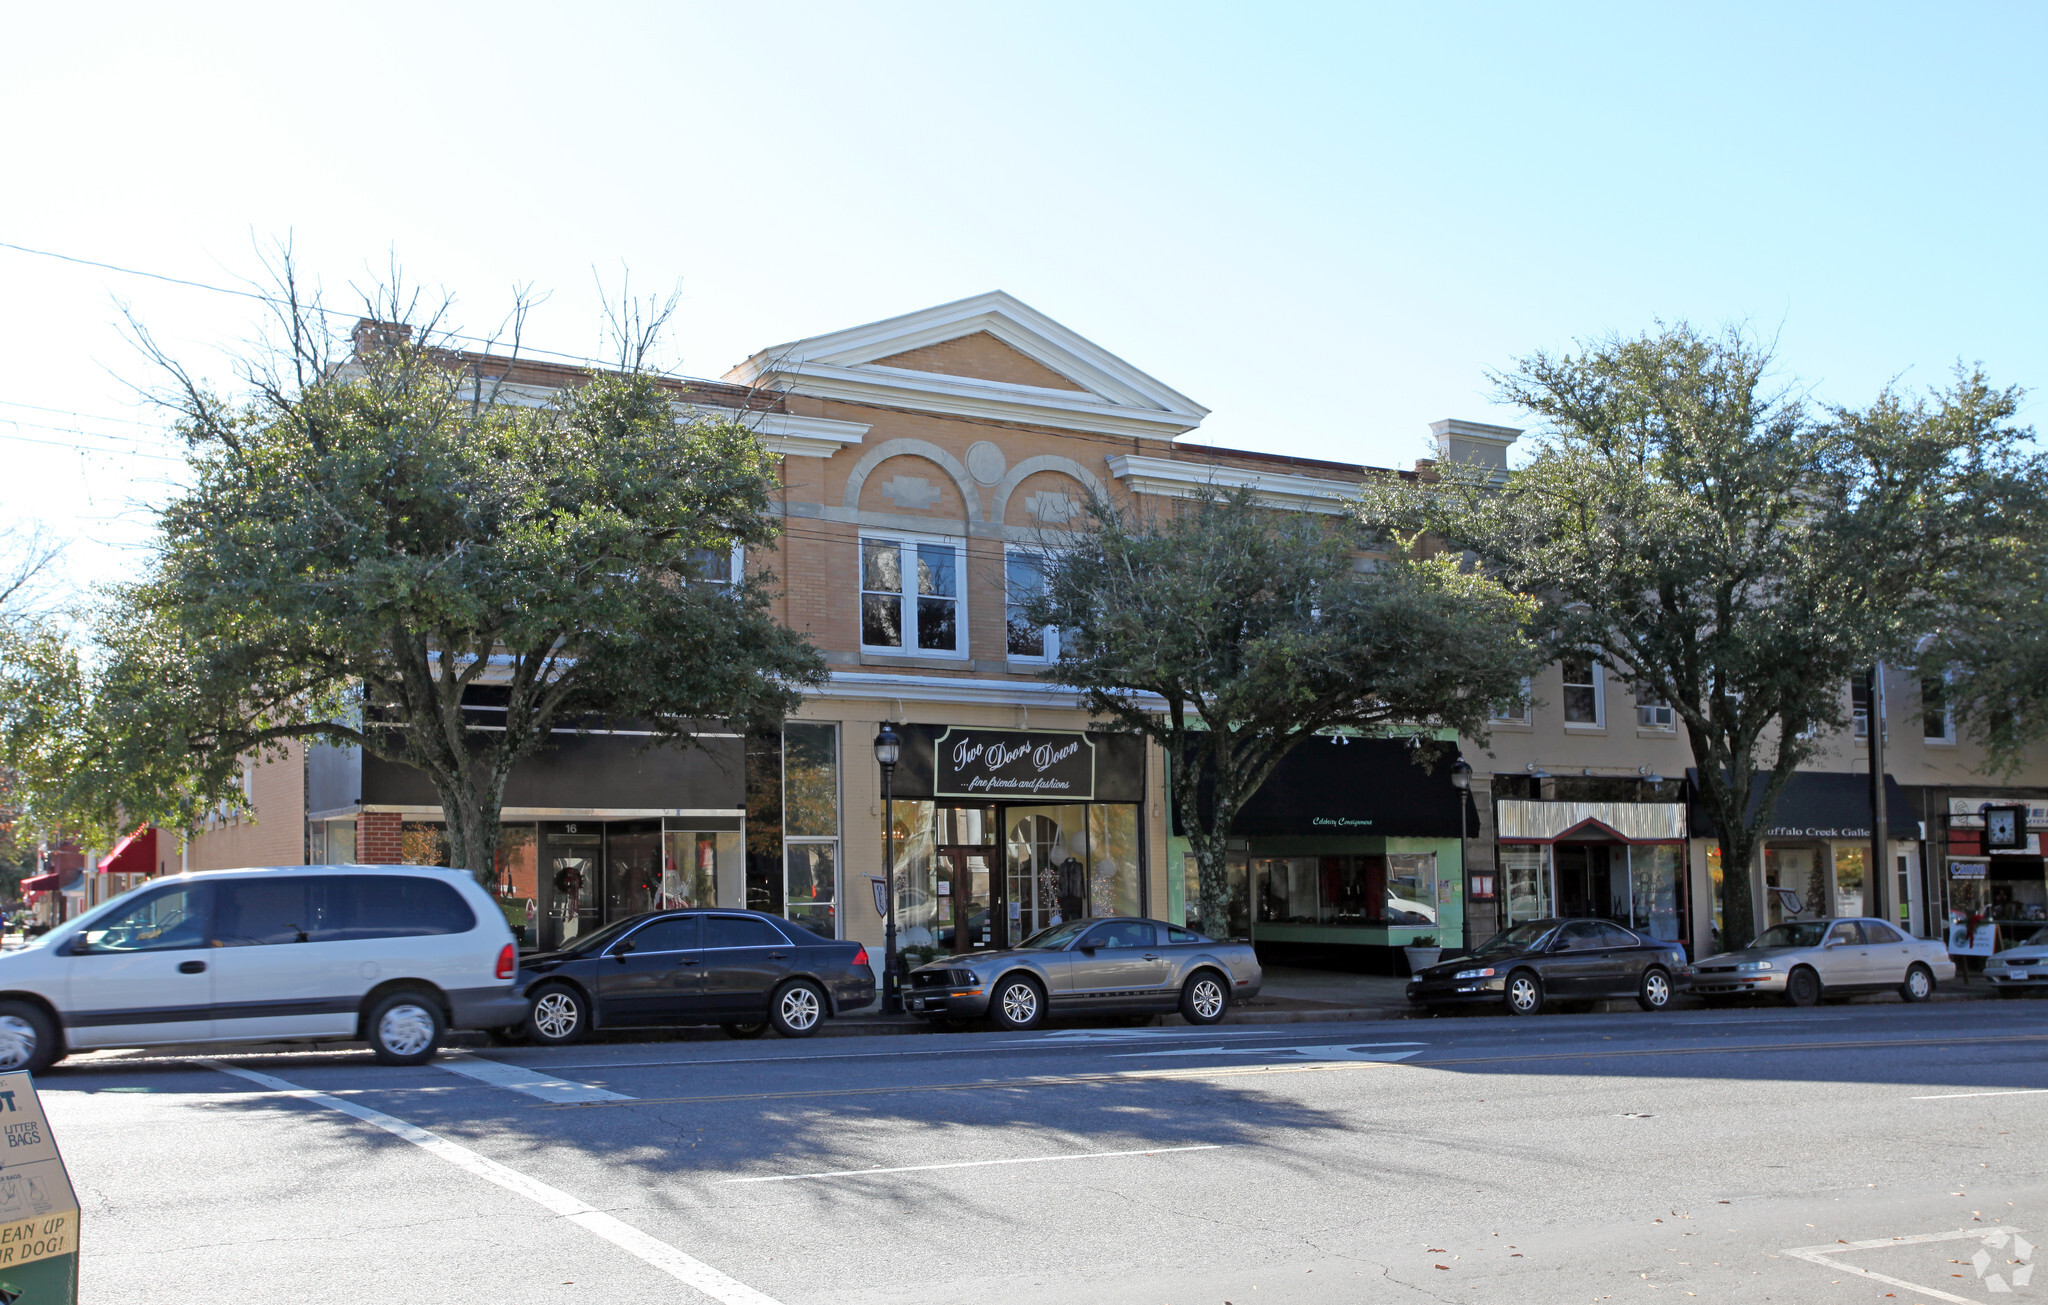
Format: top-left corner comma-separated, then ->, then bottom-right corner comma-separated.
1406,918 -> 1691,1016
514,909 -> 875,1044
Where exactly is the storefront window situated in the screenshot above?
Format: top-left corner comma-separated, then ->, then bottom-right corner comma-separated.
317,819 -> 356,865
1764,847 -> 1822,925
401,821 -> 449,867
1707,845 -> 1723,949
1988,860 -> 2048,923
1007,805 -> 1091,936
1502,846 -> 1549,925
1086,804 -> 1141,918
1385,854 -> 1438,925
1832,846 -> 1867,917
890,801 -> 940,949
663,830 -> 739,911
496,824 -> 538,946
1630,844 -> 1683,941
781,723 -> 840,936
604,823 -> 663,920
1256,857 -> 1318,924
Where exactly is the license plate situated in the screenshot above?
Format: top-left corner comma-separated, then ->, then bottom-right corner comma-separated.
2011,971 -> 2030,981
909,998 -> 925,1010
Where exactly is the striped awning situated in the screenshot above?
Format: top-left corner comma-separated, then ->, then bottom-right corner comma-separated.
1496,800 -> 1687,844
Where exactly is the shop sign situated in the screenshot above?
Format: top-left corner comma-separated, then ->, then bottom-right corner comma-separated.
1947,860 -> 1988,880
1946,798 -> 2048,828
1949,917 -> 1996,956
933,728 -> 1095,800
1762,825 -> 1871,839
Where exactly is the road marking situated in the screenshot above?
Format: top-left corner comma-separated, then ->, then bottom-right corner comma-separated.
721,1143 -> 1225,1184
1001,1028 -> 1288,1043
1785,1227 -> 2030,1304
1114,1042 -> 1425,1062
194,1060 -> 782,1305
438,1055 -> 633,1104
1912,1087 -> 2048,1100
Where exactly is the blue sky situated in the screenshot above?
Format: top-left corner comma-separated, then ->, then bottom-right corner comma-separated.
3,2 -> 2043,592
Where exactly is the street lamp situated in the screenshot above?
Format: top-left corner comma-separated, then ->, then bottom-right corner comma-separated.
1449,758 -> 1474,955
873,725 -> 902,1014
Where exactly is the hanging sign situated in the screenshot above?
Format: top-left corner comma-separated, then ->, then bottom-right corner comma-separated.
869,877 -> 888,919
933,728 -> 1096,800
0,1071 -> 79,1302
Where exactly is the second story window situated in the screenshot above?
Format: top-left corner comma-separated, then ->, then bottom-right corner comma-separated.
1636,685 -> 1674,730
1852,674 -> 1887,742
1005,549 -> 1059,662
861,535 -> 963,656
1922,676 -> 1955,743
1489,677 -> 1532,724
683,544 -> 742,586
1561,655 -> 1602,726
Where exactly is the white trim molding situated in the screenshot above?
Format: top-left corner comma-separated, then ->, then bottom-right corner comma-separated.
740,411 -> 870,459
812,670 -> 1167,712
1105,453 -> 1361,514
724,291 -> 1208,440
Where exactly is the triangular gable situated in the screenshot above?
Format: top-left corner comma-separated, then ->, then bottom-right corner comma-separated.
724,291 -> 1208,440
869,331 -> 1087,393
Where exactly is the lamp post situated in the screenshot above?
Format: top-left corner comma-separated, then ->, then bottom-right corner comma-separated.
1449,758 -> 1474,954
873,725 -> 902,1014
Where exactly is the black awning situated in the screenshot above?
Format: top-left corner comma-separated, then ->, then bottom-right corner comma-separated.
1688,769 -> 1920,841
1174,736 -> 1469,839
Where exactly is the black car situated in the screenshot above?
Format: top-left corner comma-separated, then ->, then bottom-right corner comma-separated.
1406,918 -> 1691,1016
513,909 -> 875,1043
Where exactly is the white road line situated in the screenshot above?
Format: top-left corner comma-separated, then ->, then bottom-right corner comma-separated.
721,1143 -> 1226,1184
1912,1087 -> 2048,1100
1114,1042 -> 1425,1062
195,1060 -> 782,1305
438,1054 -> 633,1103
1785,1227 -> 2024,1304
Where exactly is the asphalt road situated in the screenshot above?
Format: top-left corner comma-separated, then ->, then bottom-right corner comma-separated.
38,996 -> 2048,1304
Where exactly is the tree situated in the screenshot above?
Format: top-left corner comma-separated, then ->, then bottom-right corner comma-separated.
1360,325 -> 2043,948
0,270 -> 827,878
1024,486 -> 1539,940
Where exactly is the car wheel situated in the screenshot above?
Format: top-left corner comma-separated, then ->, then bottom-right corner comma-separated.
0,1002 -> 59,1075
1785,966 -> 1822,1007
721,1021 -> 769,1039
1636,967 -> 1674,1012
367,991 -> 445,1066
1504,970 -> 1544,1016
485,1025 -> 528,1047
769,981 -> 826,1038
526,983 -> 589,1047
1900,963 -> 1935,1003
988,974 -> 1046,1031
1179,971 -> 1230,1026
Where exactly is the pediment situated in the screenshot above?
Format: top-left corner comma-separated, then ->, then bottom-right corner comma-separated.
724,291 -> 1208,440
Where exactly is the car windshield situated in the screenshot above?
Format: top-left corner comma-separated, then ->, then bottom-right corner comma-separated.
557,917 -> 647,957
1474,921 -> 1558,955
1753,922 -> 1828,949
1019,920 -> 1094,950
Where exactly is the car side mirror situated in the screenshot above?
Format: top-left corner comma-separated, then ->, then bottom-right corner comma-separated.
613,941 -> 635,960
1078,942 -> 1098,953
1824,938 -> 1845,948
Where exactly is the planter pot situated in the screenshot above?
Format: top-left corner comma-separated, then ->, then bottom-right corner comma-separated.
1403,946 -> 1442,975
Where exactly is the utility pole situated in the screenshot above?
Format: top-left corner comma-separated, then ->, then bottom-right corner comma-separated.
1867,665 -> 1890,928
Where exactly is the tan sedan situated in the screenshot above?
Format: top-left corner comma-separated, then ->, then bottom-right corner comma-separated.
1691,917 -> 1955,1006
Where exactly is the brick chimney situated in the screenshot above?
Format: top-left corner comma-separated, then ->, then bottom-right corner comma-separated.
1429,419 -> 1521,487
351,318 -> 414,357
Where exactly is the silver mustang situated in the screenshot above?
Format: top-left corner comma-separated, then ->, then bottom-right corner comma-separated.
1691,916 -> 1955,1006
904,916 -> 1262,1030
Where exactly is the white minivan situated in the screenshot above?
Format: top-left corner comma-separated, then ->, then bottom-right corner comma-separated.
0,865 -> 526,1072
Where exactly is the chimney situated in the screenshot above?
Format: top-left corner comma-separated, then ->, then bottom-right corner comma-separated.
1429,419 -> 1521,487
351,318 -> 414,357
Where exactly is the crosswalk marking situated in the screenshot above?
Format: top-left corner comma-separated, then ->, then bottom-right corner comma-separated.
438,1054 -> 634,1103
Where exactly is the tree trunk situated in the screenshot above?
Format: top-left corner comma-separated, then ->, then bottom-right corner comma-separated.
1716,828 -> 1756,951
433,768 -> 506,889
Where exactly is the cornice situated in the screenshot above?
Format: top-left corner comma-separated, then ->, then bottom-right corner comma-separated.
1104,453 -> 1362,514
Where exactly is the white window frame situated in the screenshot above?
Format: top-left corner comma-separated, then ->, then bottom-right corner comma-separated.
685,543 -> 743,586
1852,676 -> 1888,743
1635,685 -> 1675,731
1560,656 -> 1604,729
1003,545 -> 1060,664
1489,676 -> 1533,725
858,532 -> 968,660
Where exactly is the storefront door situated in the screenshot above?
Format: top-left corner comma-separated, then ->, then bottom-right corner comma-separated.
941,848 -> 995,953
1006,807 -> 1089,943
1554,843 -> 1628,924
540,825 -> 604,951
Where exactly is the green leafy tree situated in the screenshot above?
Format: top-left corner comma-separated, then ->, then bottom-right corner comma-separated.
1024,486 -> 1539,939
1361,325 -> 2043,947
0,274 -> 827,879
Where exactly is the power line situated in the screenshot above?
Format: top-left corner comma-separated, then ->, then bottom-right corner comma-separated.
0,239 -> 716,380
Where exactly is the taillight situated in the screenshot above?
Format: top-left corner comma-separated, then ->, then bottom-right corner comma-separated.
496,943 -> 516,980
852,946 -> 870,969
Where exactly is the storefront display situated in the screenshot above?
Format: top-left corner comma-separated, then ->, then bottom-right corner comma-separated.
1495,800 -> 1689,944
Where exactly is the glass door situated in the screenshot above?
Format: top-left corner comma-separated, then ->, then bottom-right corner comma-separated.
942,849 -> 994,953
540,825 -> 604,950
605,821 -> 664,921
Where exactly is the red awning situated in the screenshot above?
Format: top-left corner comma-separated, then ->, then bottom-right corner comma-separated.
19,871 -> 60,893
98,826 -> 157,875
